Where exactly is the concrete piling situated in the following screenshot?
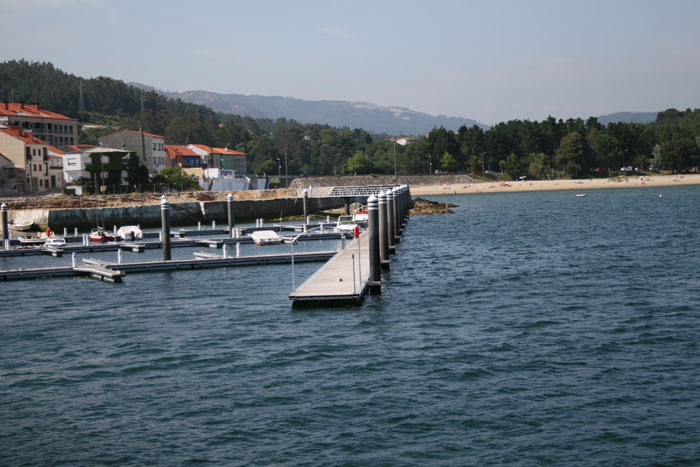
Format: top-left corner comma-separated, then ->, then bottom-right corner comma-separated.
227,193 -> 235,238
392,187 -> 400,242
303,189 -> 308,231
368,195 -> 381,290
161,195 -> 171,261
1,203 -> 8,248
386,189 -> 395,252
378,191 -> 389,267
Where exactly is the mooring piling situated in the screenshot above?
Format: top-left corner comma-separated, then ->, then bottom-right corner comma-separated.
303,189 -> 309,232
1,203 -> 8,249
161,195 -> 171,261
386,189 -> 395,252
391,187 -> 400,243
227,193 -> 235,238
367,194 -> 381,292
378,191 -> 389,267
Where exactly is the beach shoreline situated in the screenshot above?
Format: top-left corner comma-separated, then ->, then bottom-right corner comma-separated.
409,174 -> 700,196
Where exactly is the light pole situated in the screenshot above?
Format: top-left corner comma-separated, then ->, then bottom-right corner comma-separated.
393,142 -> 397,183
277,157 -> 281,181
482,152 -> 485,174
284,145 -> 288,188
429,154 -> 432,174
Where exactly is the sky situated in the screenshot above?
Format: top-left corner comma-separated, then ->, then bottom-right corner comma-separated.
2,0 -> 700,125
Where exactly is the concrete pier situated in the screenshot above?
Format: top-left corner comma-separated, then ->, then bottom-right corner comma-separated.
289,231 -> 371,307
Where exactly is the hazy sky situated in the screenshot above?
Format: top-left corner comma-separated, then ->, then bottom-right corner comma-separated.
2,0 -> 699,124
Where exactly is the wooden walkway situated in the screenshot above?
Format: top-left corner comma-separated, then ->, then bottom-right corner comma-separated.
289,231 -> 371,307
73,263 -> 125,283
0,251 -> 336,282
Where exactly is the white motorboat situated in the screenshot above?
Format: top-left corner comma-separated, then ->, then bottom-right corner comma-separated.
576,193 -> 587,197
353,210 -> 368,223
249,230 -> 282,245
8,219 -> 33,231
116,225 -> 143,241
44,237 -> 66,248
334,215 -> 357,234
18,235 -> 46,246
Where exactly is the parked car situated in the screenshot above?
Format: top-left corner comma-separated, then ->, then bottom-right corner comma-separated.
435,170 -> 444,174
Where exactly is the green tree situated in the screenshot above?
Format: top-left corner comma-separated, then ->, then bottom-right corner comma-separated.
440,152 -> 457,172
254,159 -> 277,176
151,167 -> 199,190
399,139 -> 428,174
343,152 -> 374,174
590,132 -> 620,170
126,153 -> 149,186
503,153 -> 524,179
659,137 -> 700,173
526,152 -> 549,179
556,132 -> 587,178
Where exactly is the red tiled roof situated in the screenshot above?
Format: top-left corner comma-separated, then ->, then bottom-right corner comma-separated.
48,145 -> 64,155
106,129 -> 166,139
0,126 -> 48,145
0,102 -> 76,121
165,144 -> 198,159
213,147 -> 247,156
124,129 -> 165,139
66,144 -> 96,151
189,143 -> 213,153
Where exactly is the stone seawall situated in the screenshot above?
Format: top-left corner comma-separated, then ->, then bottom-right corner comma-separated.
26,196 -> 364,230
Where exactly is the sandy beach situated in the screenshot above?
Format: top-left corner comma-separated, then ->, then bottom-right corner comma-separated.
409,174 -> 700,196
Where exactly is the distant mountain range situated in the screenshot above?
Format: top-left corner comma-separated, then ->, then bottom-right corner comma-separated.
595,112 -> 658,125
130,82 -> 660,133
130,83 -> 489,135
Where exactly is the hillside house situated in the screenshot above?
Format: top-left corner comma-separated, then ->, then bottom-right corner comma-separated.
100,129 -> 166,173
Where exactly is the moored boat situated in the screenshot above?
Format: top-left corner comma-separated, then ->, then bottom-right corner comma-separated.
353,210 -> 368,223
8,219 -> 33,231
18,234 -> 46,246
334,215 -> 357,234
249,230 -> 282,245
44,236 -> 67,248
89,227 -> 114,242
116,225 -> 143,241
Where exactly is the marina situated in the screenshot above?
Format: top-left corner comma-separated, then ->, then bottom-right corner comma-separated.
0,186 -> 412,307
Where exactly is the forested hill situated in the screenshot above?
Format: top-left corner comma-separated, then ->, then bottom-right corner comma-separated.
1,60 -> 699,178
130,85 -> 489,135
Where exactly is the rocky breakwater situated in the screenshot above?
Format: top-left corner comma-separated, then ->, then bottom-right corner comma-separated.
409,198 -> 457,216
0,189 -> 359,230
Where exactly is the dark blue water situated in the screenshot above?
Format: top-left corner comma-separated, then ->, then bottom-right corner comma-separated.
2,186 -> 700,465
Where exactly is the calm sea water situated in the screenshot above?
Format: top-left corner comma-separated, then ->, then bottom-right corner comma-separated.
2,186 -> 700,465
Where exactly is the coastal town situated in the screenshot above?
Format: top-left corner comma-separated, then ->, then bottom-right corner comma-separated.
0,101 -> 259,198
